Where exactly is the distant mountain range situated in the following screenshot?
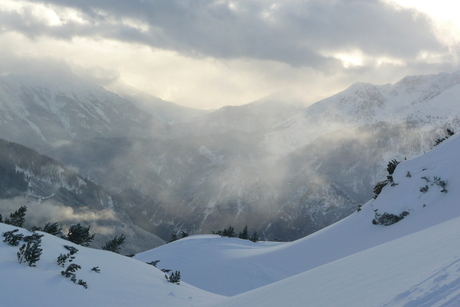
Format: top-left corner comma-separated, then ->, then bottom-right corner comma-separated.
0,74 -> 166,151
0,71 -> 459,243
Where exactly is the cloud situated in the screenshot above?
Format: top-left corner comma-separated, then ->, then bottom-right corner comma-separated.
0,0 -> 458,108
7,0 -> 443,68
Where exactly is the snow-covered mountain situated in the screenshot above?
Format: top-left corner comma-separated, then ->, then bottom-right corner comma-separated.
264,72 -> 460,155
4,126 -> 460,306
0,73 -> 166,151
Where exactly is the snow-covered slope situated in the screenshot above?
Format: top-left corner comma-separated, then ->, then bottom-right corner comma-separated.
265,72 -> 460,156
213,214 -> 460,307
137,132 -> 460,304
0,223 -> 222,307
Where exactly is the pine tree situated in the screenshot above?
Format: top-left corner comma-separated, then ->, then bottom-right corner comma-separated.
102,234 -> 126,253
66,224 -> 95,247
5,206 -> 27,227
238,226 -> 249,240
250,231 -> 260,243
222,226 -> 236,238
42,222 -> 63,236
167,234 -> 179,243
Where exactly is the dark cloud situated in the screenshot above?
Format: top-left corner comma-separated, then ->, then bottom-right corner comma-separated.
6,0 -> 443,69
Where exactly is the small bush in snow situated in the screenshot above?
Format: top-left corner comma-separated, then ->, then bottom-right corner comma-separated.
57,245 -> 79,267
146,260 -> 161,267
64,245 -> 79,254
17,239 -> 42,267
434,128 -> 455,147
420,185 -> 429,193
372,211 -> 409,226
433,177 -> 448,193
165,271 -> 181,285
77,279 -> 88,289
91,266 -> 101,273
61,263 -> 81,278
58,247 -> 88,288
373,180 -> 389,199
3,229 -> 24,246
23,232 -> 44,243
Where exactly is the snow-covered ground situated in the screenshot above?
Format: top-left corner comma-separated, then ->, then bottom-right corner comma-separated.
3,125 -> 460,306
0,224 -> 223,306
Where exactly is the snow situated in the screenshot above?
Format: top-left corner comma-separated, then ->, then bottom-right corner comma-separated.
211,215 -> 460,307
0,224 -> 223,307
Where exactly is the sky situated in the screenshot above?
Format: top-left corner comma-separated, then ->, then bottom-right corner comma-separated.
0,0 -> 459,109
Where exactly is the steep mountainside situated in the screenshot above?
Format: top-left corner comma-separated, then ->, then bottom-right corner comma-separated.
0,73 -> 166,151
0,139 -> 164,254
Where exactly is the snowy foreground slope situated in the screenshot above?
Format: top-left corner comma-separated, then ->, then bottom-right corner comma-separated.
0,223 -> 222,307
137,133 -> 460,306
